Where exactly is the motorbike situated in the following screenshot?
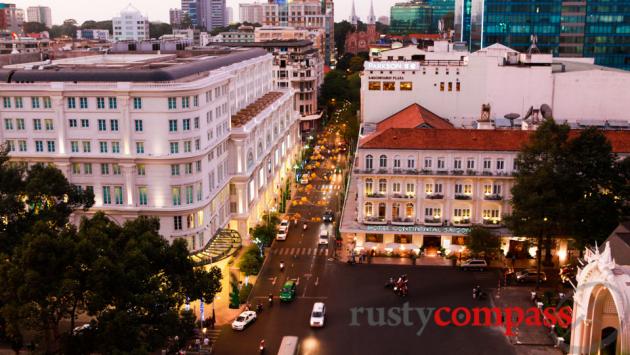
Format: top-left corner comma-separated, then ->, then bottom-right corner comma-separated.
473,286 -> 486,300
259,340 -> 265,354
280,261 -> 285,272
256,303 -> 263,314
268,295 -> 273,307
385,277 -> 395,289
303,223 -> 308,231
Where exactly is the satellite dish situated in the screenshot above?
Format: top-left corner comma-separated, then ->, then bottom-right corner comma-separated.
524,106 -> 534,121
540,104 -> 553,119
504,113 -> 520,128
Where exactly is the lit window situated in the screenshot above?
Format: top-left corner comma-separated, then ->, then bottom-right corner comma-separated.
383,82 -> 395,91
368,81 -> 381,90
400,82 -> 412,90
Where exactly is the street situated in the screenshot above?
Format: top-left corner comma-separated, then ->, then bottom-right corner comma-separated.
212,122 -> 516,355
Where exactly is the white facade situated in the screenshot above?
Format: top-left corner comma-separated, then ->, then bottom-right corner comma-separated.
362,43 -> 630,127
0,50 -> 300,249
239,3 -> 264,24
112,5 -> 149,41
26,6 -> 52,28
76,29 -> 110,41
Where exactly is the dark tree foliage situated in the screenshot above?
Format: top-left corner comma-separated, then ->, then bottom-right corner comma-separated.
22,22 -> 48,33
149,22 -> 173,39
465,226 -> 501,257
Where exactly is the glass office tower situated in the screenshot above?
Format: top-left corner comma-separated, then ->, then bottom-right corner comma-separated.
391,1 -> 434,34
584,0 -> 630,70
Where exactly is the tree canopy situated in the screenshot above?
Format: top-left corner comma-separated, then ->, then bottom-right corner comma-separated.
506,119 -> 629,256
465,226 -> 501,257
0,148 -> 222,353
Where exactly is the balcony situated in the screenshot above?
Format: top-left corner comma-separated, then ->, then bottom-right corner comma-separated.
420,169 -> 433,175
366,192 -> 386,199
451,170 -> 464,176
452,218 -> 471,226
466,169 -> 477,176
364,216 -> 387,225
481,171 -> 494,176
424,217 -> 442,226
425,193 -> 444,200
454,194 -> 472,200
392,217 -> 414,225
484,194 -> 503,201
483,219 -> 503,228
392,193 -> 415,199
436,170 -> 449,175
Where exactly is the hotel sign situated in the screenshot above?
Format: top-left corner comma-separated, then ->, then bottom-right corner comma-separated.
364,61 -> 420,71
365,225 -> 471,235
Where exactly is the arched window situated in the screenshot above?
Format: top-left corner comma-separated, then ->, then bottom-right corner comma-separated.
365,179 -> 373,194
379,155 -> 387,168
392,203 -> 401,219
406,203 -> 415,219
365,202 -> 373,216
379,179 -> 387,193
257,142 -> 263,158
247,150 -> 254,170
266,133 -> 271,148
365,155 -> 373,170
378,203 -> 386,217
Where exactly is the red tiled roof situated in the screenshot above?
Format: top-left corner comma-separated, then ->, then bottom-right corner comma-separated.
231,92 -> 284,128
360,128 -> 630,153
376,103 -> 454,132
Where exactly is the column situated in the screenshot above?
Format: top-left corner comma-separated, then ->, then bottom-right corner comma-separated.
122,163 -> 135,206
52,96 -> 66,155
119,95 -> 131,156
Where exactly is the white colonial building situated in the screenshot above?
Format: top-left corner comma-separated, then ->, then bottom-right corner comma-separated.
339,106 -> 630,257
0,47 -> 300,249
361,42 -> 630,128
112,5 -> 149,42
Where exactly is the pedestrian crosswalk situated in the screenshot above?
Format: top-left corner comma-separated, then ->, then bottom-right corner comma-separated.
204,328 -> 221,348
272,247 -> 329,256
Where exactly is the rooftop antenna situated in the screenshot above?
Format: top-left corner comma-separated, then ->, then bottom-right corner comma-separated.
527,35 -> 540,55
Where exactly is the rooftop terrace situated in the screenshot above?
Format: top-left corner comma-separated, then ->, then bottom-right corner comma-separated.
231,92 -> 284,128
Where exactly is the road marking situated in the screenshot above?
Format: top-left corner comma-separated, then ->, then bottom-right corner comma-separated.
296,277 -> 300,285
271,277 -> 277,285
315,277 -> 319,286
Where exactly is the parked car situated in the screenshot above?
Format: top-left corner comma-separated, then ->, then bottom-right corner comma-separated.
231,311 -> 257,330
460,259 -> 488,271
323,210 -> 334,223
309,302 -> 326,328
279,219 -> 290,232
280,280 -> 297,302
276,229 -> 288,241
318,230 -> 329,245
516,269 -> 547,283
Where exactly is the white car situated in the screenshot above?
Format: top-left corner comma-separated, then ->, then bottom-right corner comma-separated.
231,311 -> 257,330
279,219 -> 290,232
310,302 -> 326,327
318,230 -> 329,245
276,229 -> 288,241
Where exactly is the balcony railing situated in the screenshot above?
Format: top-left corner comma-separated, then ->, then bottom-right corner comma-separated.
366,193 -> 386,199
353,167 -> 514,178
483,219 -> 502,227
452,219 -> 471,226
481,171 -> 494,176
437,170 -> 449,175
392,217 -> 414,225
425,194 -> 444,200
392,193 -> 415,199
424,218 -> 442,225
451,170 -> 464,176
484,194 -> 503,201
364,216 -> 387,225
454,194 -> 472,200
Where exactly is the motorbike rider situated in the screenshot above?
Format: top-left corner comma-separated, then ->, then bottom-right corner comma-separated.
268,294 -> 273,306
280,260 -> 285,272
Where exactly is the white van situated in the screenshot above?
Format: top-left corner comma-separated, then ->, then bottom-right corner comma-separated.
277,336 -> 299,355
309,302 -> 326,327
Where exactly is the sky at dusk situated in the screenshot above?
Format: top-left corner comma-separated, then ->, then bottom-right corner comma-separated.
13,0 -> 397,26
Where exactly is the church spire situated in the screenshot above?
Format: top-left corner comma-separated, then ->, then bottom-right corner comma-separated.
350,0 -> 358,26
368,0 -> 376,25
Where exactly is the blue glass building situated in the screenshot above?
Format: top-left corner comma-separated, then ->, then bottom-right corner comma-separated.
454,0 -> 630,70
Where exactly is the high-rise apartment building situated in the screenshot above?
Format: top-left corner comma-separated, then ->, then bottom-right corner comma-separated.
0,3 -> 24,34
170,8 -> 183,27
112,5 -> 149,41
26,6 -> 51,28
248,0 -> 334,64
198,0 -> 227,31
455,0 -> 630,70
239,3 -> 264,24
181,0 -> 198,27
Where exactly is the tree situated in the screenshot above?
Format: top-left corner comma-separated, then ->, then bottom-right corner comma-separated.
465,226 -> 501,258
179,14 -> 193,29
506,119 -> 628,286
348,56 -> 366,74
238,246 -> 263,276
319,70 -> 350,108
334,20 -> 354,55
22,21 -> 48,33
149,22 -> 173,39
80,20 -> 112,33
375,21 -> 389,34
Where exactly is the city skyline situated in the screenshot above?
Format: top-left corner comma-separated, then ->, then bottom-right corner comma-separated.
12,0 -> 397,25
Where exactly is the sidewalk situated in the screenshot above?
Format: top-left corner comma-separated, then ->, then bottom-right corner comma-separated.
492,287 -> 563,355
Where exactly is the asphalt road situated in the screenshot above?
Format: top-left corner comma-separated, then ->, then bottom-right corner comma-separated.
213,124 -> 516,355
